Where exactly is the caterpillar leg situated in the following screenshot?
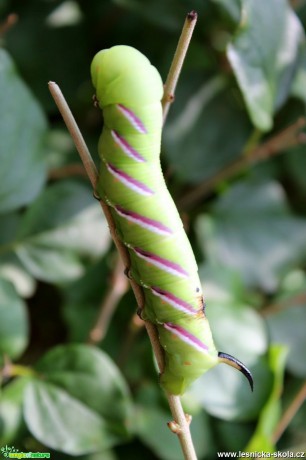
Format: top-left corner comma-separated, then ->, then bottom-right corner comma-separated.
93,190 -> 101,201
218,351 -> 254,391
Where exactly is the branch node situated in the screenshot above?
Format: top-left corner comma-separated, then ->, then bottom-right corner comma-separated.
168,421 -> 182,434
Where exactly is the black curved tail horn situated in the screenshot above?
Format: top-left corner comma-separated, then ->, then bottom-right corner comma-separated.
218,352 -> 254,391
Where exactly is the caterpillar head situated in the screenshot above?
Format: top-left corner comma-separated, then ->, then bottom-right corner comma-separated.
90,45 -> 163,108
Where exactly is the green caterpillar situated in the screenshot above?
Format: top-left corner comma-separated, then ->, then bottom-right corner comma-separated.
91,45 -> 253,395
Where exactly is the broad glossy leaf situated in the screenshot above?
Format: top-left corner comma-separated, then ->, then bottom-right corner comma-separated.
205,298 -> 268,363
24,380 -> 112,455
266,303 -> 306,377
12,181 -> 110,283
0,377 -> 30,444
164,76 -> 252,184
227,0 -> 305,130
191,356 -> 272,421
0,213 -> 36,297
196,180 -> 306,291
0,278 -> 28,359
24,345 -> 132,455
0,50 -> 47,213
0,255 -> 36,298
5,2 -> 88,111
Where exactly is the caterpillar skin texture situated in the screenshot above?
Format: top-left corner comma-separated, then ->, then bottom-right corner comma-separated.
91,45 -> 253,395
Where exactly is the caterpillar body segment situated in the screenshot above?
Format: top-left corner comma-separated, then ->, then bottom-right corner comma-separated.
91,45 -> 253,395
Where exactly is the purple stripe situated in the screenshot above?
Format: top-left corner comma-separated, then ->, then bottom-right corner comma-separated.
117,104 -> 147,134
115,206 -> 173,236
133,247 -> 189,278
164,323 -> 208,352
111,130 -> 146,163
151,287 -> 196,314
107,163 -> 153,196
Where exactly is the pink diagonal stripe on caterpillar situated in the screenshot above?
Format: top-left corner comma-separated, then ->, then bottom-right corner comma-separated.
117,104 -> 147,133
133,247 -> 189,278
151,286 -> 196,315
111,130 -> 146,163
163,323 -> 208,353
114,205 -> 173,236
107,163 -> 154,196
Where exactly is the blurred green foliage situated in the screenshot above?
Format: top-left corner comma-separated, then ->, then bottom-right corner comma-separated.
1,0 -> 306,458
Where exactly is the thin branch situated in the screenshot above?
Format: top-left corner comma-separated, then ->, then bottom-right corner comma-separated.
162,11 -> 198,123
48,82 -> 99,189
167,395 -> 196,459
272,380 -> 306,443
88,256 -> 129,345
178,117 -> 306,210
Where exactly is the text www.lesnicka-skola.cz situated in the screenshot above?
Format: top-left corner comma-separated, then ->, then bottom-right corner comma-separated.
217,452 -> 305,458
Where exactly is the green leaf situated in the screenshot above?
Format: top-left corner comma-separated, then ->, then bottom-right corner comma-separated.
227,0 -> 305,130
191,356 -> 273,421
24,380 -> 113,455
10,181 -> 110,283
0,212 -> 36,297
266,303 -> 306,378
0,278 -> 29,359
245,345 -> 288,452
191,267 -> 270,422
5,2 -> 89,111
24,345 -> 133,455
205,298 -> 268,363
164,76 -> 252,184
0,50 -> 47,213
0,377 -> 30,445
197,179 -> 306,291
0,254 -> 36,298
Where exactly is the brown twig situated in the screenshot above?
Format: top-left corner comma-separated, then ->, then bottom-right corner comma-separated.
272,380 -> 306,443
162,11 -> 198,122
178,117 -> 306,210
88,256 -> 129,344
